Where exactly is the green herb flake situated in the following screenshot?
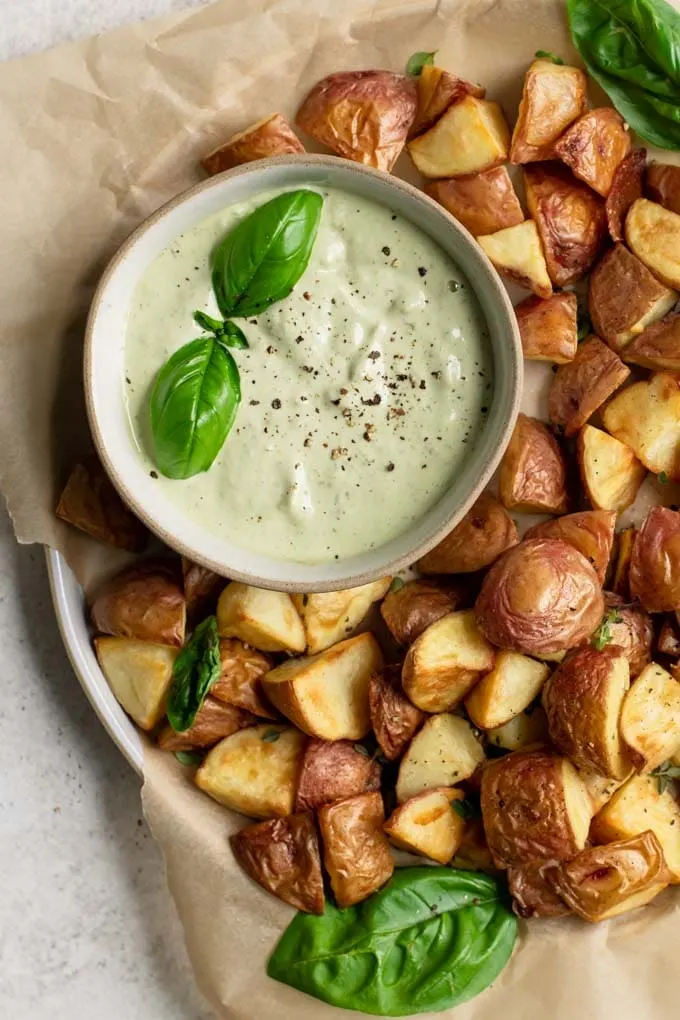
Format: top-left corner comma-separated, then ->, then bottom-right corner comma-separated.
406,51 -> 437,76
175,750 -> 204,766
535,49 -> 565,64
659,471 -> 670,484
389,577 -> 406,593
262,729 -> 281,743
353,743 -> 371,758
591,608 -> 622,650
652,760 -> 680,794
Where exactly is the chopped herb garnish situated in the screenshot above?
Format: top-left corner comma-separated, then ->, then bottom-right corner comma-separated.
591,608 -> 623,650
262,729 -> 281,743
652,760 -> 680,794
535,49 -> 565,64
406,50 -> 437,76
175,750 -> 203,766
659,471 -> 670,484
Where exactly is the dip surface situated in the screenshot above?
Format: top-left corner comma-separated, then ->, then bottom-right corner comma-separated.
124,186 -> 493,564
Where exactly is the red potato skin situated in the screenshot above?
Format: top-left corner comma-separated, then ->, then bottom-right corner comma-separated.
630,506 -> 680,612
157,697 -> 255,752
604,593 -> 653,679
508,863 -> 571,918
380,579 -> 468,646
524,510 -> 616,585
412,67 -> 485,135
56,455 -> 147,553
417,491 -> 519,574
182,557 -> 224,619
211,638 -> 275,719
90,561 -> 185,646
515,292 -> 578,364
589,243 -> 675,350
231,812 -> 325,914
499,414 -> 568,513
554,108 -> 631,197
368,666 -> 424,761
201,113 -> 304,175
646,163 -> 680,215
425,167 -> 523,237
606,149 -> 646,242
548,336 -> 630,437
318,791 -> 394,907
623,314 -> 680,373
295,738 -> 381,812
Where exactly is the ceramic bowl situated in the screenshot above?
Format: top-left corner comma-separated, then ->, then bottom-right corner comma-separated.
85,154 -> 522,592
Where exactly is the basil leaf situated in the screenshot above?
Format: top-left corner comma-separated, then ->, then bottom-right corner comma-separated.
267,867 -> 517,1016
567,0 -> 680,150
150,336 -> 241,479
535,49 -> 565,64
406,51 -> 437,76
212,190 -> 323,318
193,310 -> 224,333
193,311 -> 249,349
175,750 -> 204,766
167,616 -> 221,732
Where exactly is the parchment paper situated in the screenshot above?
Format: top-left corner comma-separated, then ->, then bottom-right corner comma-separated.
1,0 -> 679,1016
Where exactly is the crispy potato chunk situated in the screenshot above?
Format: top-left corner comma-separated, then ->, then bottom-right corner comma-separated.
477,220 -> 552,298
612,527 -> 637,599
619,662 -> 680,772
524,162 -> 607,286
211,638 -> 275,719
577,425 -> 646,514
418,491 -> 519,575
658,617 -> 680,658
195,724 -> 305,818
91,562 -> 186,647
157,697 -> 255,752
380,579 -> 467,646
576,768 -> 630,814
181,558 -> 224,619
589,243 -> 676,351
487,706 -> 549,752
318,791 -> 393,907
555,108 -> 631,197
510,58 -> 586,164
548,337 -> 630,438
624,313 -> 680,373
515,292 -> 578,364
368,666 -> 424,762
508,864 -> 570,918
603,593 -> 653,680
606,148 -> 646,242
56,456 -> 147,552
402,610 -> 495,713
412,65 -> 485,135
525,510 -> 616,585
425,167 -> 523,237
396,713 -> 485,802
475,539 -> 604,658
602,374 -> 680,481
647,162 -> 680,215
201,114 -> 304,175
384,788 -> 465,864
626,198 -> 680,289
465,650 -> 549,730
217,582 -> 305,653
262,632 -> 382,740
295,738 -> 381,812
95,637 -> 178,731
630,507 -> 680,612
408,96 -> 510,178
499,414 -> 567,513
230,812 -> 324,914
292,578 -> 391,654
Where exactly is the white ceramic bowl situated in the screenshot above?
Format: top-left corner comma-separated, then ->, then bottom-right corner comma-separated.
85,155 -> 522,592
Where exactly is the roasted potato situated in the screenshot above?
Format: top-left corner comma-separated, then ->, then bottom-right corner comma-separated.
56,456 -> 147,552
612,527 -> 637,599
262,632 -> 382,740
507,864 -> 570,919
588,243 -> 676,350
294,738 -> 381,812
499,414 -> 567,514
396,713 -> 485,802
524,162 -> 607,286
402,610 -> 495,713
91,562 -> 186,647
230,812 -> 324,914
602,373 -> 680,481
629,507 -> 680,612
477,220 -> 552,298
292,578 -> 391,654
465,651 -> 549,730
296,70 -> 417,172
525,510 -> 616,585
368,666 -> 424,762
201,113 -> 304,175
619,662 -> 680,772
509,58 -> 586,164
412,65 -> 485,135
623,313 -> 680,373
577,425 -> 647,514
475,539 -> 604,658
425,166 -> 523,237
576,767 -> 630,814
384,787 -> 465,864
606,148 -> 646,242
480,750 -> 592,867
408,95 -> 510,178
195,724 -> 305,818
95,637 -> 178,731
603,593 -> 653,679
626,198 -> 680,290
211,638 -> 275,719
487,705 -> 550,751
515,292 -> 578,364
554,107 -> 631,197
417,491 -> 519,575
217,582 -> 305,653
181,558 -> 224,619
548,337 -> 630,438
380,578 -> 467,646
646,162 -> 680,215
542,646 -> 632,778
157,697 -> 255,752
318,791 -> 394,907
658,617 -> 680,658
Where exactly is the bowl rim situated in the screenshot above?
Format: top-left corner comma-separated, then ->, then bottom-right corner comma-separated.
84,153 -> 523,592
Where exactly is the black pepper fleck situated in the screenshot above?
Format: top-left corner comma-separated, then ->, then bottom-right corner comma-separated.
150,471 -> 158,479
418,266 -> 428,277
386,462 -> 395,472
271,399 -> 281,409
382,246 -> 391,256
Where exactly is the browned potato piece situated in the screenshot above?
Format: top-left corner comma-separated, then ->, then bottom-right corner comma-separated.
657,617 -> 680,658
91,562 -> 186,647
576,768 -> 630,814
554,108 -> 631,197
602,374 -> 680,480
542,646 -> 632,778
629,507 -> 680,612
524,162 -> 607,286
292,578 -> 391,654
487,706 -> 549,751
296,71 -> 416,172
603,593 -> 653,679
368,666 -> 424,762
626,198 -> 680,290
230,812 -> 324,914
396,713 -> 485,802
606,148 -> 646,242
182,558 -> 223,616
525,510 -> 616,585
295,738 -> 381,812
157,697 -> 255,752
624,313 -> 680,373
201,114 -> 304,175
612,527 -> 637,599
380,579 -> 467,646
515,292 -> 578,364
402,610 -> 495,713
647,162 -> 680,214
212,638 -> 275,719
577,425 -> 647,514
481,750 -> 592,867
217,582 -> 305,653
475,539 -> 604,658
588,243 -> 676,350
408,96 -> 509,178
507,864 -> 570,918
384,788 -> 465,864
412,65 -> 485,135
425,167 -> 523,237
417,492 -> 518,575
465,651 -> 549,730
318,792 -> 394,907
548,337 -> 630,438
56,455 -> 147,552
510,58 -> 586,164
477,220 -> 552,298
619,662 -> 680,772
95,637 -> 178,731
499,414 -> 567,513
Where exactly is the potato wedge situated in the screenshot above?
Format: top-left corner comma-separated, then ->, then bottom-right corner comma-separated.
525,510 -> 616,585
56,456 -> 147,552
262,632 -> 382,740
577,425 -> 647,514
646,162 -> 680,215
417,491 -> 519,575
588,243 -> 676,351
294,738 -> 381,812
487,706 -> 549,751
619,662 -> 680,772
318,791 -> 393,907
629,507 -> 680,612
508,864 -> 570,919
623,313 -> 680,373
626,197 -> 680,290
658,617 -> 680,658
515,292 -> 578,364
477,220 -> 552,299
499,414 -> 567,513
402,610 -> 495,713
606,148 -> 646,242
425,167 -> 523,237
91,562 -> 186,647
396,713 -> 485,802
380,578 -> 467,646
576,768 -> 630,814
217,582 -> 305,653
384,788 -> 465,864
181,558 -> 224,619
292,577 -> 391,654
524,162 -> 607,286
509,58 -> 587,164
412,65 -> 485,135
465,651 -> 549,730
211,638 -> 275,719
157,697 -> 255,752
230,812 -> 324,914
201,114 -> 304,175
548,337 -> 630,438
612,527 -> 637,599
554,107 -> 631,197
195,724 -> 305,818
408,96 -> 510,178
368,666 -> 424,762
603,373 -> 680,481
603,593 -> 653,680
95,637 -> 178,731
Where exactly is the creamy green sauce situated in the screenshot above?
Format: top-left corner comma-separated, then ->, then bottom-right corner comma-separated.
124,186 -> 493,563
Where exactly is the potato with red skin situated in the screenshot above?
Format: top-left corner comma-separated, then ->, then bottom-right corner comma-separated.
499,414 -> 567,514
475,539 -> 604,658
525,510 -> 616,585
181,557 -> 224,619
318,791 -> 394,907
508,863 -> 571,918
620,662 -> 680,772
603,593 -> 653,679
294,738 -> 381,813
211,638 -> 275,719
510,59 -> 587,164
515,292 -> 578,364
412,65 -> 485,135
90,561 -> 186,647
157,697 -> 255,752
606,148 -> 646,242
418,491 -> 518,574
577,425 -> 647,515
201,114 -> 304,175
425,167 -> 523,237
368,666 -> 424,762
602,373 -> 680,481
477,220 -> 552,298
56,455 -> 147,552
554,108 -> 631,197
626,198 -> 680,290
548,337 -> 630,438
384,788 -> 465,864
623,314 -> 680,373
408,96 -> 510,179
402,610 -> 495,713
647,162 -> 680,214
657,617 -> 680,658
630,507 -> 680,613
588,244 -> 676,351
380,579 -> 467,646
231,812 -> 325,914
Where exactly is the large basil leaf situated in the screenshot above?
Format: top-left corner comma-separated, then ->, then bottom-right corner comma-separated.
150,336 -> 240,479
568,0 -> 680,150
167,615 -> 221,732
267,867 -> 517,1016
212,189 -> 323,318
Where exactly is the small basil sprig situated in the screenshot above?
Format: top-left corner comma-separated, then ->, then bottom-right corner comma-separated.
406,51 -> 437,76
591,608 -> 623,650
193,310 -> 249,349
535,49 -> 565,65
167,615 -> 221,732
